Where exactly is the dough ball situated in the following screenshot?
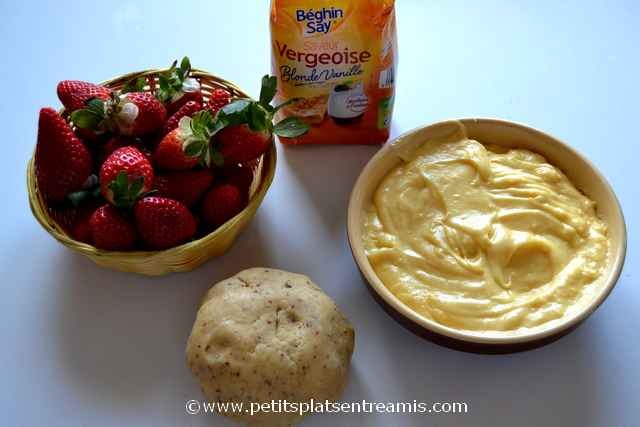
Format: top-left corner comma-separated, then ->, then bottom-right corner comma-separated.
186,268 -> 355,426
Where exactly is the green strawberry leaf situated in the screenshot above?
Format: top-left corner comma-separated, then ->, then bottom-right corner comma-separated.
85,98 -> 105,114
68,174 -> 102,206
156,75 -> 172,103
122,77 -> 147,94
179,56 -> 191,79
216,99 -> 252,127
108,171 -> 145,209
156,58 -> 191,103
129,176 -> 144,199
71,109 -> 102,129
199,147 -> 210,167
70,97 -> 106,129
117,170 -> 128,187
220,99 -> 251,116
259,75 -> 277,108
248,103 -> 270,132
68,190 -> 91,207
210,148 -> 224,167
178,112 -> 215,166
190,110 -> 214,139
184,140 -> 205,157
158,74 -> 169,89
273,117 -> 310,138
209,118 -> 227,136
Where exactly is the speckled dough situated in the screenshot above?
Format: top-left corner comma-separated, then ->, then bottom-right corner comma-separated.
186,268 -> 355,427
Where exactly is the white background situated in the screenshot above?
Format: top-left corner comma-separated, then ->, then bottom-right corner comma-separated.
1,1 -> 638,426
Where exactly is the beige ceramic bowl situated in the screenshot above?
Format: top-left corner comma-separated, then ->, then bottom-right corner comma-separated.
347,118 -> 626,353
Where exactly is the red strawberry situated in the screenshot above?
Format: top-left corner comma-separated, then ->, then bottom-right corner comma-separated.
89,204 -> 137,250
209,76 -> 308,164
134,197 -> 196,249
201,184 -> 247,228
74,127 -> 103,142
99,136 -> 152,164
155,169 -> 213,207
156,57 -> 203,115
167,90 -> 203,116
57,80 -> 111,112
47,205 -> 91,244
71,92 -> 166,137
154,111 -> 214,170
72,216 -> 93,244
115,92 -> 167,136
220,161 -> 256,197
47,198 -> 100,242
154,129 -> 199,170
206,88 -> 231,114
162,100 -> 202,136
100,147 -> 154,206
35,108 -> 93,202
70,199 -> 103,244
47,205 -> 79,233
215,125 -> 271,164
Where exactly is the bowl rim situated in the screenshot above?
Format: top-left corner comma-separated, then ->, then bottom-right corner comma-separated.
27,67 -> 276,259
347,117 -> 627,346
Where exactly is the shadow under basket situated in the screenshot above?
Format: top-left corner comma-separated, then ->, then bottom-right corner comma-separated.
27,68 -> 276,276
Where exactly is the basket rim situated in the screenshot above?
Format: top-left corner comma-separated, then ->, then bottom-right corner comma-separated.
97,67 -> 250,98
27,68 -> 276,258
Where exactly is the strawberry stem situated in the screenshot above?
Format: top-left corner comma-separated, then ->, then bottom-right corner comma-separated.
108,171 -> 146,209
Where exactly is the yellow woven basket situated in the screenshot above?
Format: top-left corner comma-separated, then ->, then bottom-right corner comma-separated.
27,68 -> 276,276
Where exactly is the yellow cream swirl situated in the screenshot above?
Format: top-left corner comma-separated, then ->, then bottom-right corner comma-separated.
363,132 -> 608,333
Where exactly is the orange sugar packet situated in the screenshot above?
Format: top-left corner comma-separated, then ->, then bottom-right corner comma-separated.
270,0 -> 397,145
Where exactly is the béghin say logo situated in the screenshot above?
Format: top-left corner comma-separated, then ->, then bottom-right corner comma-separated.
295,7 -> 344,36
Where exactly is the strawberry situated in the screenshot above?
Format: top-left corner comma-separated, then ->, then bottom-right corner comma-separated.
89,204 -> 137,250
162,100 -> 202,136
156,57 -> 204,115
201,184 -> 247,228
49,205 -> 89,243
71,92 -> 166,137
100,147 -> 154,206
74,127 -> 104,142
120,76 -> 148,94
210,75 -> 309,164
206,88 -> 231,114
35,108 -> 93,202
154,129 -> 199,170
48,205 -> 79,233
155,169 -> 213,207
72,216 -> 93,244
221,161 -> 257,197
70,198 -> 103,244
115,92 -> 167,135
99,136 -> 152,164
134,197 -> 196,249
57,80 -> 111,112
46,197 -> 101,243
216,125 -> 271,164
154,111 -> 215,170
169,91 -> 203,116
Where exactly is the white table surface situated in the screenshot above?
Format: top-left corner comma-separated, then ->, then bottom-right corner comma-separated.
2,1 -> 638,426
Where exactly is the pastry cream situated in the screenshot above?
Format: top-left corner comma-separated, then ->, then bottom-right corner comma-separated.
363,128 -> 609,333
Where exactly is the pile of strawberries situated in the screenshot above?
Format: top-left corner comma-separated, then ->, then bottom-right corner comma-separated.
34,57 -> 308,251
